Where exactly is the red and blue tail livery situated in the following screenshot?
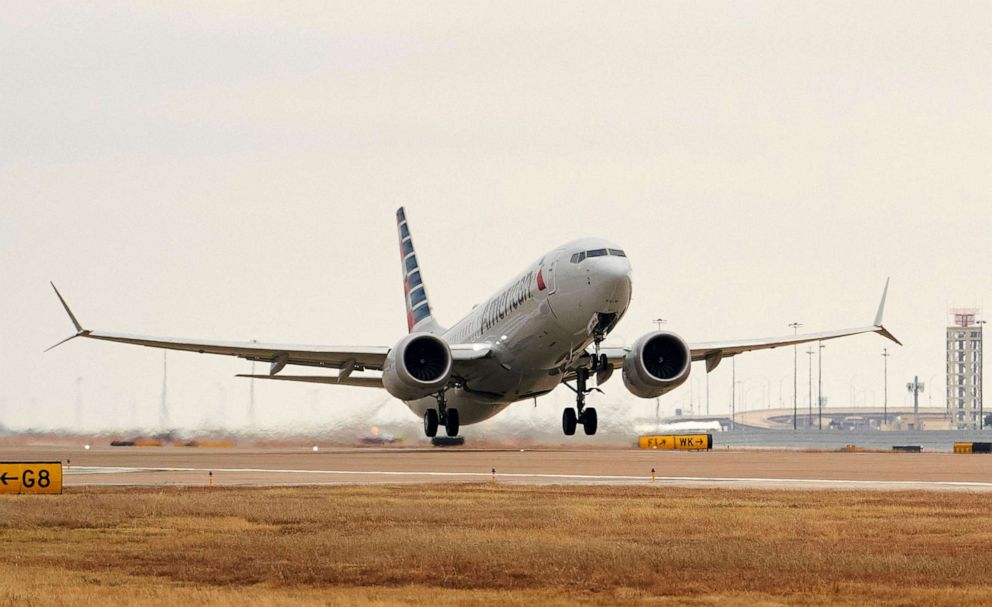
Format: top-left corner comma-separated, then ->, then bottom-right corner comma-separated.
396,207 -> 436,332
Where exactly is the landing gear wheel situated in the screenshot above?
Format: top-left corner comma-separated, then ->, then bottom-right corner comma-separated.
444,408 -> 460,437
424,409 -> 439,438
582,407 -> 598,436
562,408 -> 577,436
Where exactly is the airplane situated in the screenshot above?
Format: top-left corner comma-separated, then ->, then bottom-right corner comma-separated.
49,207 -> 900,438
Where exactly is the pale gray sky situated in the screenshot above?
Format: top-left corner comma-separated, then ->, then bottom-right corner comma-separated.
2,2 -> 989,432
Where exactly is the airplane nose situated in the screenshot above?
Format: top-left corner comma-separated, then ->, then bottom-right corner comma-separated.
592,257 -> 632,310
601,256 -> 631,281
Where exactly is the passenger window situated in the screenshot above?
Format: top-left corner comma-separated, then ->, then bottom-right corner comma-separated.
608,249 -> 626,257
586,249 -> 607,257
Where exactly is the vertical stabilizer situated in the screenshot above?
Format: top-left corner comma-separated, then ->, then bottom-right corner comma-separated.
396,208 -> 442,334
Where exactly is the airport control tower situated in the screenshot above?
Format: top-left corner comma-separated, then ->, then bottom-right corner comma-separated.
946,309 -> 983,429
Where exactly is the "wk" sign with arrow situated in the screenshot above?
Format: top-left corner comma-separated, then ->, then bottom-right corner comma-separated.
638,434 -> 713,451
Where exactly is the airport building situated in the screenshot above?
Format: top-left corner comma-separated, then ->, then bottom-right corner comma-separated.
946,309 -> 983,429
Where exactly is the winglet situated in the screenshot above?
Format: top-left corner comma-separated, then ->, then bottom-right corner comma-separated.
51,282 -> 83,333
872,278 -> 901,346
876,326 -> 902,346
873,278 -> 890,327
46,282 -> 88,352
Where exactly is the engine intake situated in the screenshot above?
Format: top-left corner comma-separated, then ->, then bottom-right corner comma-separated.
622,331 -> 691,399
382,334 -> 453,400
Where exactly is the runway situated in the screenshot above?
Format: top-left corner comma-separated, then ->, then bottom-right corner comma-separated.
3,445 -> 992,491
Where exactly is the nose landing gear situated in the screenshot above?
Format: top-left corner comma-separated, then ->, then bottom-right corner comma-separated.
562,365 -> 601,436
424,389 -> 459,438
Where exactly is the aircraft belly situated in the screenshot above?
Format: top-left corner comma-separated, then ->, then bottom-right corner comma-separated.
404,392 -> 510,425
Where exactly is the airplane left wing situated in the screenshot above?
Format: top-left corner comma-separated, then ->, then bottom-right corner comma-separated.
47,283 -> 388,374
592,279 -> 900,373
688,279 -> 899,371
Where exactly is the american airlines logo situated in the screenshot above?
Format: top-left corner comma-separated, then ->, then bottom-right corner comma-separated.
479,270 -> 538,334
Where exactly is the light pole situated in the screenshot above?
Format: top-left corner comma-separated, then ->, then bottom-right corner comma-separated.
731,356 -> 736,431
978,320 -> 987,430
652,319 -> 667,426
806,347 -> 814,428
160,351 -> 169,430
789,322 -> 803,430
705,367 -> 710,417
818,342 -> 825,430
249,339 -> 257,428
881,348 -> 890,426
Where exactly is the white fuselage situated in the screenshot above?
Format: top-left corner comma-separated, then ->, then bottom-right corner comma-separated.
405,238 -> 633,424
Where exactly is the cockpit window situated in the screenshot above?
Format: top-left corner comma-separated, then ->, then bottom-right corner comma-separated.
572,248 -> 625,262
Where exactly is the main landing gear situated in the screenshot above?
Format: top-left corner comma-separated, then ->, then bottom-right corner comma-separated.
424,390 -> 459,438
562,354 -> 607,436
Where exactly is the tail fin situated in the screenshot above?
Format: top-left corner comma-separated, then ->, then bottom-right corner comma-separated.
396,207 -> 442,334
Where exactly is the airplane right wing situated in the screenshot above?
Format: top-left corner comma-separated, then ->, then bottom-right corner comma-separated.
48,283 -> 493,385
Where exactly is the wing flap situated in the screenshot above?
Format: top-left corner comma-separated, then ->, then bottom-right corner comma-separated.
237,374 -> 384,388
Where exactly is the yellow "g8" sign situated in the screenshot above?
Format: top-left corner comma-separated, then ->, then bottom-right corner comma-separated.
0,462 -> 63,495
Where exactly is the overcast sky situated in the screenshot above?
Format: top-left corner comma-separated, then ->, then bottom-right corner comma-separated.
2,2 -> 989,432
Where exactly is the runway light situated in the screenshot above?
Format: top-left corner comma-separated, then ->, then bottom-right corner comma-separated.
84,444 -> 90,450
312,445 -> 319,452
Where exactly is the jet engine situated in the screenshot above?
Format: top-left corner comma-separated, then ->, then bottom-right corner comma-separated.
622,331 -> 691,398
382,333 -> 453,401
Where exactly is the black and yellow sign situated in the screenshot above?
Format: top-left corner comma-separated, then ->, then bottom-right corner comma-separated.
639,434 -> 712,450
0,461 -> 63,495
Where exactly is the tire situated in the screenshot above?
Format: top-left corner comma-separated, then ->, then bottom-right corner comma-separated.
424,409 -> 439,437
582,407 -> 598,436
562,408 -> 577,436
444,408 -> 460,437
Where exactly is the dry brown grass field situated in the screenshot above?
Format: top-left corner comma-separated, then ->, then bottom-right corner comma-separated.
1,484 -> 991,606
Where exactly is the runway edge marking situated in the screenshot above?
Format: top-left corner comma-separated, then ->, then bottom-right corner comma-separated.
63,466 -> 992,490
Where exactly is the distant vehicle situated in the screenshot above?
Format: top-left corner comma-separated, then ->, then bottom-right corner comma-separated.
50,208 -> 899,439
359,427 -> 400,445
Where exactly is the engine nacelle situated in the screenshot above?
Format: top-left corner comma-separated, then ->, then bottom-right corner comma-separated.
382,333 -> 453,401
622,331 -> 691,399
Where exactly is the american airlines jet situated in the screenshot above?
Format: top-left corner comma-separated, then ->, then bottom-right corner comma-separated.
49,208 -> 900,438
